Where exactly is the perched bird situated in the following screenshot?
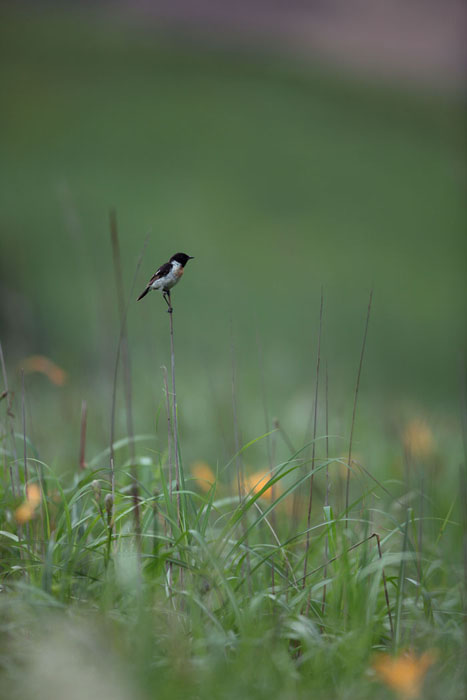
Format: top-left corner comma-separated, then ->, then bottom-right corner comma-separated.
137,252 -> 194,311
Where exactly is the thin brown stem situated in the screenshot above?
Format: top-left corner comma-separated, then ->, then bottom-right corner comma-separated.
417,470 -> 424,589
325,362 -> 330,508
79,399 -> 87,470
231,330 -> 244,504
230,324 -> 251,593
109,211 -> 141,551
322,360 -> 330,618
110,212 -> 136,462
21,369 -> 28,487
162,367 -> 173,499
110,457 -> 115,504
256,329 -> 276,590
0,340 -> 18,497
20,369 -> 31,547
257,330 -> 276,512
168,292 -> 181,530
162,365 -> 173,591
167,291 -> 185,597
459,356 -> 467,670
459,466 -> 467,673
110,235 -> 149,515
303,288 -> 324,600
375,532 -> 394,639
345,289 -> 373,527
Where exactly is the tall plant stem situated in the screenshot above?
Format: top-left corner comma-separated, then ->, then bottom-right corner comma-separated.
109,210 -> 141,550
0,340 -> 18,497
230,329 -> 244,504
79,399 -> 87,470
417,470 -> 424,589
325,362 -> 330,509
375,532 -> 394,639
460,466 -> 467,679
168,295 -> 181,530
322,361 -> 330,617
110,210 -> 136,465
256,329 -> 276,592
110,235 -> 149,520
460,357 -> 467,675
20,369 -> 31,547
162,366 -> 174,591
162,367 -> 173,501
303,288 -> 324,598
230,324 -> 251,592
345,289 -> 373,528
256,331 -> 276,519
167,294 -> 185,598
21,369 -> 28,487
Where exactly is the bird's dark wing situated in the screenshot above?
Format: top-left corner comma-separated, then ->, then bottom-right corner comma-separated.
148,261 -> 171,284
137,261 -> 172,301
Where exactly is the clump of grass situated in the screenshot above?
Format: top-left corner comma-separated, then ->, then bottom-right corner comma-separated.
0,298 -> 464,700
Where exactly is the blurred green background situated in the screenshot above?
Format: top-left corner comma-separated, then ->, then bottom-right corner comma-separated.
0,4 -> 464,467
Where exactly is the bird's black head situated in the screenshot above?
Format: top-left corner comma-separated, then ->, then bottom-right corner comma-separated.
170,253 -> 194,267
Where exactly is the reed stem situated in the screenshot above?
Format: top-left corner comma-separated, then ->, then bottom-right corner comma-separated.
303,288 -> 324,599
345,289 -> 373,527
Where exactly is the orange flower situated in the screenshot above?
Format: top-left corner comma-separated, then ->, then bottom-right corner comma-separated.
403,419 -> 434,459
373,651 -> 436,699
21,355 -> 67,386
245,470 -> 279,501
191,461 -> 216,492
15,483 -> 42,524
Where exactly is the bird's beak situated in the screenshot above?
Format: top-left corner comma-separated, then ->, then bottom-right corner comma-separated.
189,256 -> 195,259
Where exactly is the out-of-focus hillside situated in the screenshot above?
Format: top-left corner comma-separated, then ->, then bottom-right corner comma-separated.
118,0 -> 466,88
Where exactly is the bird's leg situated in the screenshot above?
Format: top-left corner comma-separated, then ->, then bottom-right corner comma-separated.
163,291 -> 173,313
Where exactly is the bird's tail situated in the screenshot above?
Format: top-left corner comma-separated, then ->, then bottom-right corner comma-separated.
137,287 -> 150,301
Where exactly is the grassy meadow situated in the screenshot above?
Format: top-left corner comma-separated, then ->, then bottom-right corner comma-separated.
0,5 -> 465,699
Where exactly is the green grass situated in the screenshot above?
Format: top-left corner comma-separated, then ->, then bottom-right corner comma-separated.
0,5 -> 465,699
0,415 -> 464,699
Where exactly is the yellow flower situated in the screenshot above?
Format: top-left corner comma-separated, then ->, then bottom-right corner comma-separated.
22,355 -> 67,386
191,461 -> 216,492
245,470 -> 279,501
15,483 -> 42,524
403,419 -> 434,459
373,651 -> 436,699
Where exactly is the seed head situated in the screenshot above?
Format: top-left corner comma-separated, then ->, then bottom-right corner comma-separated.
91,479 -> 101,502
104,493 -> 113,524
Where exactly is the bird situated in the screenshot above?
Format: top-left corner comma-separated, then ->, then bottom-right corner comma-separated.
137,252 -> 194,312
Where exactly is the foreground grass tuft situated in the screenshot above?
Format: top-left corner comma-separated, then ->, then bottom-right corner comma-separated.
0,409 -> 464,699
